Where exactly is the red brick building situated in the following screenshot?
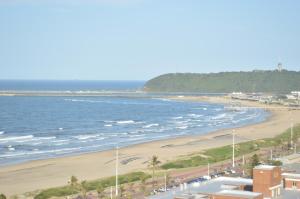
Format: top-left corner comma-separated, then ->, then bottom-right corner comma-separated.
253,165 -> 281,198
282,173 -> 300,191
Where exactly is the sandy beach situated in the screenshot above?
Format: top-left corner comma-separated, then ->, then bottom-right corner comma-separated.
0,96 -> 299,196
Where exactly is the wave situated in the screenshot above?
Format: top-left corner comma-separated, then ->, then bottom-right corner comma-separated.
73,134 -> 100,140
0,131 -> 4,135
0,135 -> 34,142
142,123 -> 159,128
116,120 -> 135,124
0,147 -> 84,158
172,116 -> 183,119
153,98 -> 172,102
8,147 -> 15,151
64,99 -> 104,103
176,126 -> 188,129
104,124 -> 113,127
187,114 -> 203,118
212,113 -> 228,120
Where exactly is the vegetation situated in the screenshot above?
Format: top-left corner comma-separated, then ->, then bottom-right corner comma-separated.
148,155 -> 161,189
34,172 -> 150,199
96,185 -> 105,199
144,70 -> 300,93
161,124 -> 300,169
0,194 -> 6,199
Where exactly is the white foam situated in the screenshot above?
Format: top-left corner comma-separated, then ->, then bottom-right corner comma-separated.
0,135 -> 34,142
116,120 -> 135,124
8,147 -> 15,151
73,134 -> 99,140
104,124 -> 112,127
58,128 -> 63,130
143,123 -> 159,128
176,126 -> 188,129
172,116 -> 183,119
0,131 -> 4,135
65,98 -> 108,104
188,114 -> 202,118
212,113 -> 227,120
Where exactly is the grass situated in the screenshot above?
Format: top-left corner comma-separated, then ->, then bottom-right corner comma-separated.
34,172 -> 150,199
161,124 -> 300,169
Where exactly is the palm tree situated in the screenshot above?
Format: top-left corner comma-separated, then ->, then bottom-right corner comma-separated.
80,180 -> 88,199
0,194 -> 6,199
148,155 -> 161,189
120,185 -> 125,198
96,185 -> 105,199
69,176 -> 78,196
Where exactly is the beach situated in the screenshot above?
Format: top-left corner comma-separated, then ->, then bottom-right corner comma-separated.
0,96 -> 300,196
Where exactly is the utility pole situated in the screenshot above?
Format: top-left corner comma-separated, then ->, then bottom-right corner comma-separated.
242,155 -> 245,176
207,162 -> 210,177
232,131 -> 235,168
110,186 -> 113,199
291,123 -> 294,146
164,172 -> 167,191
270,149 -> 273,161
115,146 -> 119,197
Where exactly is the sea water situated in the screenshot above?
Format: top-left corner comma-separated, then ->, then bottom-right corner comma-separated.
0,80 -> 269,165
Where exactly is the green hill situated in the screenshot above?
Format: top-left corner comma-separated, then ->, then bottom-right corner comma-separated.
144,70 -> 300,93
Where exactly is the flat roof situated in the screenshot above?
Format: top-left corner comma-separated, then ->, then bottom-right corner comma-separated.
215,190 -> 262,199
254,165 -> 276,170
282,172 -> 300,179
148,177 -> 253,199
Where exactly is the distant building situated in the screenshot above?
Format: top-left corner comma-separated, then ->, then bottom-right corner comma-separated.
253,165 -> 281,198
282,173 -> 300,191
149,165 -> 300,199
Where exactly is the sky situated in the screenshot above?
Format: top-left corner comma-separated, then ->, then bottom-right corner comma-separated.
0,0 -> 299,80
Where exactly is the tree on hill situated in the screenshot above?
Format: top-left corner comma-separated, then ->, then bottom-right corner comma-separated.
144,70 -> 300,93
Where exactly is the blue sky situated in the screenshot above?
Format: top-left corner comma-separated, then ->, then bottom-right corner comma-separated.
0,0 -> 299,80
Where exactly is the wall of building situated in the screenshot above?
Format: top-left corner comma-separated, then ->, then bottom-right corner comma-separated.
284,179 -> 300,190
253,167 -> 281,198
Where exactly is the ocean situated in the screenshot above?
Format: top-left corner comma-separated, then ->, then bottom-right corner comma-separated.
0,80 -> 269,165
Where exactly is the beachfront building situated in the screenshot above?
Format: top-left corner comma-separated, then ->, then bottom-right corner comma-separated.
282,173 -> 300,191
253,165 -> 282,198
148,164 -> 300,199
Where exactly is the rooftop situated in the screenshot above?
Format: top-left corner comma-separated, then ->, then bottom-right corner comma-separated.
253,165 -> 276,170
148,177 -> 253,199
282,172 -> 300,179
215,190 -> 262,199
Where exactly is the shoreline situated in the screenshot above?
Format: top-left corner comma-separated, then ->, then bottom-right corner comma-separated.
1,96 -> 299,196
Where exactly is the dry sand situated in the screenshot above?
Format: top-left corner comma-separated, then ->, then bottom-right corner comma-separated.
0,96 -> 299,196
